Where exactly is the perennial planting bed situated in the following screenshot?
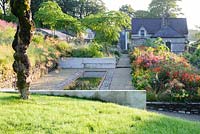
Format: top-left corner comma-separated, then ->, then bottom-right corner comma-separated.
130,45 -> 200,103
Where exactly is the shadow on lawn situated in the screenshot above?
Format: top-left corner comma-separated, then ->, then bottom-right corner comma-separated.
0,95 -> 20,102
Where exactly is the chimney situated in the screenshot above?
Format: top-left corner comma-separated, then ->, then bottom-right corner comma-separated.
162,13 -> 169,27
162,16 -> 166,27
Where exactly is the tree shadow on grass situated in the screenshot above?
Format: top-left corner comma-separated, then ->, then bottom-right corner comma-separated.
0,95 -> 20,102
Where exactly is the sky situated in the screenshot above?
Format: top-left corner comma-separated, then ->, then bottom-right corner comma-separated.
102,0 -> 200,29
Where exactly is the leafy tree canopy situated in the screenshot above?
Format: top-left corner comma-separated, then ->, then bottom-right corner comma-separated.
31,0 -> 47,16
119,4 -> 134,18
134,10 -> 151,18
148,0 -> 182,18
55,0 -> 106,19
0,0 -> 8,17
56,14 -> 83,35
35,1 -> 82,35
35,1 -> 63,30
82,11 -> 130,44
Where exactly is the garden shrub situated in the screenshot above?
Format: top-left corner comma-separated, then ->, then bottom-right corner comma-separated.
0,22 -> 74,85
131,46 -> 200,102
71,42 -> 104,58
183,45 -> 200,68
109,48 -> 121,60
88,42 -> 104,58
72,46 -> 91,57
56,41 -> 72,57
189,48 -> 200,68
32,33 -> 44,44
0,27 -> 15,45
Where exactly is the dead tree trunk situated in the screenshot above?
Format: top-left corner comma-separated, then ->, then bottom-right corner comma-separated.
10,0 -> 35,99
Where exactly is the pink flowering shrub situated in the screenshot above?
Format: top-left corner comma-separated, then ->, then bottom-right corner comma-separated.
131,46 -> 200,102
0,20 -> 16,45
0,19 -> 16,30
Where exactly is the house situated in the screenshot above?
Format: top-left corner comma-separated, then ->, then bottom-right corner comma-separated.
83,29 -> 95,43
131,18 -> 189,53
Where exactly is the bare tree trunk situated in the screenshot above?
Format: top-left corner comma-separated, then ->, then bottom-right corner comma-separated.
10,0 -> 35,99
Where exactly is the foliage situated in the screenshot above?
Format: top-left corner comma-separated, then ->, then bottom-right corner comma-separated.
0,93 -> 200,134
0,24 -> 74,84
35,1 -> 82,35
82,11 -> 130,54
34,1 -> 64,30
31,0 -> 48,16
71,42 -> 104,58
65,77 -> 102,90
188,29 -> 200,41
148,0 -> 182,18
131,45 -> 200,102
56,14 -> 83,35
183,48 -> 200,68
55,0 -> 106,19
119,4 -> 134,18
144,38 -> 169,50
134,10 -> 151,18
0,0 -> 8,18
56,41 -> 72,57
0,20 -> 16,45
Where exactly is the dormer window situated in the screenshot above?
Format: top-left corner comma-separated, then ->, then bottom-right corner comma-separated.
140,30 -> 145,37
139,27 -> 146,37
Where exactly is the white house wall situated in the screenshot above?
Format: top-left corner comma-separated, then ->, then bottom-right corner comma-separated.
162,38 -> 186,53
131,36 -> 187,53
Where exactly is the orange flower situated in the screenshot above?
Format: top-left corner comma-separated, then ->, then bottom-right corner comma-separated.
152,67 -> 161,73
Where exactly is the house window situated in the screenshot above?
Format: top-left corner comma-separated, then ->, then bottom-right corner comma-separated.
166,41 -> 171,51
140,30 -> 145,37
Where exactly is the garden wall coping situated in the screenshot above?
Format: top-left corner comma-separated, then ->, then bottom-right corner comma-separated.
0,89 -> 146,109
59,57 -> 116,69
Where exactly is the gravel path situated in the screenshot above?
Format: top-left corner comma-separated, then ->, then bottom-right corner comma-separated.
149,110 -> 200,122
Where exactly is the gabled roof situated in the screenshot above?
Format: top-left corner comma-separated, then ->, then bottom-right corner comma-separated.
153,26 -> 184,38
132,18 -> 188,37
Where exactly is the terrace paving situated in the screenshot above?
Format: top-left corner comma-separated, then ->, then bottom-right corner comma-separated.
29,54 -> 134,91
30,69 -> 82,90
110,54 -> 134,90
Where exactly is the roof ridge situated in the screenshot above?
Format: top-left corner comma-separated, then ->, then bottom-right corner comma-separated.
132,18 -> 188,36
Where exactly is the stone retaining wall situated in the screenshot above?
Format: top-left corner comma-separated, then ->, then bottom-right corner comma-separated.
147,102 -> 200,115
0,60 -> 57,88
59,57 -> 116,69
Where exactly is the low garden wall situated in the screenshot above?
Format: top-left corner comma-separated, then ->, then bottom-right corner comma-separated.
31,90 -> 146,109
147,102 -> 200,115
1,90 -> 146,109
59,57 -> 116,69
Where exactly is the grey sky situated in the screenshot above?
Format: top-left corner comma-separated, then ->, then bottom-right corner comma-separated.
103,0 -> 200,29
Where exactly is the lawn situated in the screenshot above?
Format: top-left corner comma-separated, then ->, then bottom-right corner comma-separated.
0,93 -> 199,134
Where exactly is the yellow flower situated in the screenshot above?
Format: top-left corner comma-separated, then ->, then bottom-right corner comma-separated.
198,88 -> 200,96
